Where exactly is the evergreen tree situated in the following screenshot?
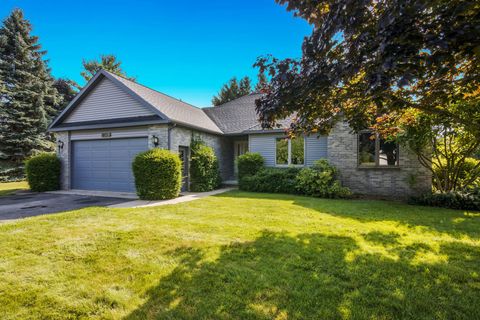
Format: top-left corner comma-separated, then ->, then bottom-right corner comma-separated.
212,76 -> 253,106
0,9 -> 59,163
254,72 -> 269,92
81,54 -> 134,81
239,76 -> 252,96
53,78 -> 79,115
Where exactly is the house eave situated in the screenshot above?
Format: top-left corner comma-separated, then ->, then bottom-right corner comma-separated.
49,118 -> 169,132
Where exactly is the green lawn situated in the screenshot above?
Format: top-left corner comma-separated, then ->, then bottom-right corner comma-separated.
0,181 -> 28,196
0,191 -> 479,319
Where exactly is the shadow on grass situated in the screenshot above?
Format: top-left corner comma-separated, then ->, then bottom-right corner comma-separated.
125,231 -> 479,319
215,191 -> 480,240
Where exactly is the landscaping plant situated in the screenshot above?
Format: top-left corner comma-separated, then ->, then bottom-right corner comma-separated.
132,149 -> 181,200
296,159 -> 351,198
240,167 -> 301,194
25,153 -> 61,192
237,152 -> 264,179
190,138 -> 221,192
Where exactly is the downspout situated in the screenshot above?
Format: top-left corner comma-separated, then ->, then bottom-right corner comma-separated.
167,123 -> 176,150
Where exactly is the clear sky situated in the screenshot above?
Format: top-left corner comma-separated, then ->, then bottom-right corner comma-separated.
1,0 -> 312,107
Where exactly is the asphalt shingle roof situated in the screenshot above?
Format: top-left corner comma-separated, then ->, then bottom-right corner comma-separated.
51,70 -> 293,135
107,72 -> 223,134
203,93 -> 265,134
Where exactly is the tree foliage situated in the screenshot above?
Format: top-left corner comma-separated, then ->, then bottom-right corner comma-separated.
212,76 -> 252,106
80,54 -> 134,82
52,78 -> 79,115
0,9 -> 60,163
399,107 -> 480,192
254,0 -> 480,138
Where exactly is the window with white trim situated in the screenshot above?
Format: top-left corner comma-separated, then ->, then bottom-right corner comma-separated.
276,137 -> 305,166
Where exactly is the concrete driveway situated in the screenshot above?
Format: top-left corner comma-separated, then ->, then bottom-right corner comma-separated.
0,192 -> 128,221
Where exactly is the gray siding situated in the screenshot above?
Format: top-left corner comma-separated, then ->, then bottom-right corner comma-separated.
305,135 -> 328,166
64,78 -> 155,123
249,133 -> 327,167
249,133 -> 278,167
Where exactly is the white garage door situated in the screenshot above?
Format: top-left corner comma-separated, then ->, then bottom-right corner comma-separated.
71,138 -> 149,192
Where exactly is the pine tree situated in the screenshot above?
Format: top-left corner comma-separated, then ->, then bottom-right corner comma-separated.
239,76 -> 252,96
81,54 -> 134,82
254,72 -> 269,92
212,76 -> 253,106
0,9 -> 59,163
53,78 -> 79,114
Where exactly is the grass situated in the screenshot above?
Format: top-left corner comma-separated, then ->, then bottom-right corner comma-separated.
0,181 -> 28,196
0,190 -> 479,319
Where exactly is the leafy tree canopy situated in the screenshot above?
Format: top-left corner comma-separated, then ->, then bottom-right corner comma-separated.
80,54 -> 134,82
255,0 -> 480,138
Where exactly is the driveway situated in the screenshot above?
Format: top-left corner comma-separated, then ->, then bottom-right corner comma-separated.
0,192 -> 128,221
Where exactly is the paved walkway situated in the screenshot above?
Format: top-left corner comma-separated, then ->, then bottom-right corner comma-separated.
108,187 -> 235,208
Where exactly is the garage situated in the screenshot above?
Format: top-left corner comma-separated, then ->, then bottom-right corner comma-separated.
71,137 -> 149,192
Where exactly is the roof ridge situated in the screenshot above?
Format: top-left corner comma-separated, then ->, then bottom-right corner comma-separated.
103,69 -> 203,110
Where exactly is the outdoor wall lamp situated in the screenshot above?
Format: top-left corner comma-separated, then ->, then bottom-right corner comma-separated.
152,135 -> 159,147
58,140 -> 64,151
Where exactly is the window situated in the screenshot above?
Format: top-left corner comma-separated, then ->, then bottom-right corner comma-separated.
358,132 -> 398,167
276,137 -> 304,166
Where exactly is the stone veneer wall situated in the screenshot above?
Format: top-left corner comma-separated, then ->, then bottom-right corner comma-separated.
327,121 -> 432,197
55,131 -> 71,190
169,126 -> 233,180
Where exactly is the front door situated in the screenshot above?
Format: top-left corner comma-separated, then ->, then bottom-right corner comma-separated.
178,146 -> 189,192
234,140 -> 249,176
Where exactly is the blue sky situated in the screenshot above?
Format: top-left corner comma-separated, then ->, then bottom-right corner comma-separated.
1,0 -> 312,107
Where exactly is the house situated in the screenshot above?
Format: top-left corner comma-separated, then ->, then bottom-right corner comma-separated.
49,70 -> 431,196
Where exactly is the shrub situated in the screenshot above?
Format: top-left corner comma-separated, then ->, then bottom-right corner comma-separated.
433,157 -> 480,191
240,167 -> 301,194
295,159 -> 351,198
410,189 -> 480,211
190,141 -> 221,192
132,149 -> 181,200
237,152 -> 264,179
25,153 -> 61,192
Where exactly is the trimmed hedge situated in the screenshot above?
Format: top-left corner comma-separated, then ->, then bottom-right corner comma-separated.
240,167 -> 301,194
410,189 -> 480,211
190,142 -> 221,192
239,159 -> 351,198
25,153 -> 61,192
296,159 -> 352,198
132,149 -> 181,200
237,152 -> 264,179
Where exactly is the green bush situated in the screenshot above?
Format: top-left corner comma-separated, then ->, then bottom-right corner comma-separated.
410,189 -> 480,211
25,153 -> 61,192
132,149 -> 181,200
237,152 -> 264,179
240,167 -> 301,194
296,159 -> 351,198
190,141 -> 221,192
433,157 -> 480,191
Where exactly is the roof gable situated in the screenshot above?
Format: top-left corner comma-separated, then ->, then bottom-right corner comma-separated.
107,72 -> 222,134
63,77 -> 156,123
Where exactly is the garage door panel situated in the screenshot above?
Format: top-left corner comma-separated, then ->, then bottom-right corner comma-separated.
72,137 -> 148,192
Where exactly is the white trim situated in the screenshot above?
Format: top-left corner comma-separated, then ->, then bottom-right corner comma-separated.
274,136 -> 306,167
